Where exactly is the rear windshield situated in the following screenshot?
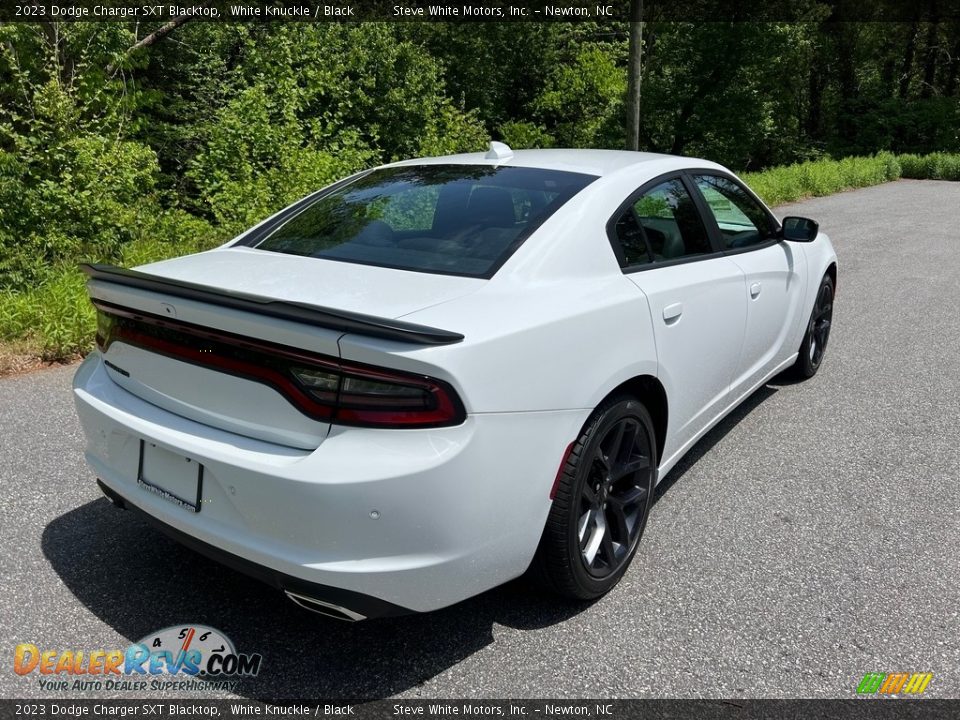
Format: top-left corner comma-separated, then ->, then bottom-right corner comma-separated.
252,164 -> 597,277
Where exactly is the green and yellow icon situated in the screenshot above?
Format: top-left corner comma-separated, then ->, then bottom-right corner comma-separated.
857,672 -> 933,695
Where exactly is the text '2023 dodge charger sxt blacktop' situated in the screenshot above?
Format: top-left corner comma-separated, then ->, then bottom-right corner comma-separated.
73,143 -> 836,620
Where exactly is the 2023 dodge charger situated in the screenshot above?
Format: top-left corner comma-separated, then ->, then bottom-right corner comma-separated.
73,144 -> 836,620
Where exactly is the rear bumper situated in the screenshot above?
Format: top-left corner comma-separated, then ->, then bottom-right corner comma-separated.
73,354 -> 588,614
96,479 -> 409,620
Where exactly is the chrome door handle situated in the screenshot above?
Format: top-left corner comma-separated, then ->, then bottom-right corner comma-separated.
663,302 -> 683,324
749,282 -> 762,299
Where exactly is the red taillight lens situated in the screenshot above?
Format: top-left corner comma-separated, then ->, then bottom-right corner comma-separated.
333,366 -> 463,428
95,302 -> 465,429
290,362 -> 464,428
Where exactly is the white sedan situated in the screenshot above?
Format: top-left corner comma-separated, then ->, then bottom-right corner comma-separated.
73,144 -> 836,620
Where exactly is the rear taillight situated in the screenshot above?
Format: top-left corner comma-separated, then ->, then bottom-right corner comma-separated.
95,302 -> 465,429
290,362 -> 464,428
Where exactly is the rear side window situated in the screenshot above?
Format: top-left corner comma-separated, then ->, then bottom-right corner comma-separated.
631,178 -> 712,261
254,165 -> 596,277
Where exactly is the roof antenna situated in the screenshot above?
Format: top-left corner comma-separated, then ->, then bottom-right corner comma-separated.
485,141 -> 514,161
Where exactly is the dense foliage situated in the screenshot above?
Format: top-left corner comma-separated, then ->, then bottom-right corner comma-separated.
0,18 -> 958,363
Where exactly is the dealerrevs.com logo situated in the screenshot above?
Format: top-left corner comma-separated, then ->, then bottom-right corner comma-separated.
14,625 -> 261,693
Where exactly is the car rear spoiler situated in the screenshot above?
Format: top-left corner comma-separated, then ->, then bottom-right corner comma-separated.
80,263 -> 465,346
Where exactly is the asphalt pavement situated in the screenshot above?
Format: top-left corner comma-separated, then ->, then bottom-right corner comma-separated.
1,180 -> 958,700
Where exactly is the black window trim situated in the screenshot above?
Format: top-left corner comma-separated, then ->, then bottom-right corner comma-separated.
607,200 -> 653,268
605,170 -> 725,274
682,168 -> 783,257
234,163 -> 600,281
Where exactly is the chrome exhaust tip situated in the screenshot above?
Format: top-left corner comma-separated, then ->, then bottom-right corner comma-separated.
284,590 -> 366,622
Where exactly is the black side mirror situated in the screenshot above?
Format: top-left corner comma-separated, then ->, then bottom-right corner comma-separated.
780,216 -> 819,242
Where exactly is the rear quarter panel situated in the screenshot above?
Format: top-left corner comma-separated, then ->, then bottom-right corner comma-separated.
337,273 -> 659,415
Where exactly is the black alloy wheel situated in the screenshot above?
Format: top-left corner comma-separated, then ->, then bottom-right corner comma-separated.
793,273 -> 834,379
532,395 -> 657,600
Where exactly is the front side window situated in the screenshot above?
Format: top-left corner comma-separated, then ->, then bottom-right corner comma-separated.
693,174 -> 776,250
254,165 -> 597,277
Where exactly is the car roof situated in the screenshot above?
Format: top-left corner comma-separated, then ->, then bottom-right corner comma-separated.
386,148 -> 716,178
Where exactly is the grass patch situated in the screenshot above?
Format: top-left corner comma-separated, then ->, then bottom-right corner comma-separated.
1,150 -> 959,371
0,234 -> 224,369
742,151 -> 960,206
741,152 -> 903,205
0,270 -> 94,362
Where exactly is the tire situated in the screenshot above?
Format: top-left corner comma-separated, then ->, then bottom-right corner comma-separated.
792,273 -> 835,379
531,395 -> 657,600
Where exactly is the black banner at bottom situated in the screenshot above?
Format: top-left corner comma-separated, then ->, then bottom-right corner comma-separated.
1,700 -> 959,720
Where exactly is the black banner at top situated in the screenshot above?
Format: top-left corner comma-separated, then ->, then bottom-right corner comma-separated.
2,0 -> 959,23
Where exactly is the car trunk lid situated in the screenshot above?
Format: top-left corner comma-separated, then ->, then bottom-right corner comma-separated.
84,248 -> 478,449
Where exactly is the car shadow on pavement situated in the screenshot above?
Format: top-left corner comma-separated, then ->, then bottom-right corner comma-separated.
653,384 -> 778,501
41,383 -> 780,699
41,498 -> 588,699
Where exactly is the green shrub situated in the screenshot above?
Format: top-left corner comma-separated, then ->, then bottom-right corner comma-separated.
530,44 -> 626,148
740,166 -> 794,206
187,84 -> 378,235
0,270 -> 94,361
877,151 -> 902,180
743,152 -> 904,205
499,121 -> 556,149
416,103 -> 489,158
0,135 -> 180,290
0,213 -> 222,362
897,152 -> 960,181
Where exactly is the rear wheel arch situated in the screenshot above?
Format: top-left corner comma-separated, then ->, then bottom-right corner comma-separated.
532,393 -> 658,599
599,375 -> 667,467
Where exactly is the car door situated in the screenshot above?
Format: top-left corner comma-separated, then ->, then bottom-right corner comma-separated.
608,175 -> 746,465
689,173 -> 808,395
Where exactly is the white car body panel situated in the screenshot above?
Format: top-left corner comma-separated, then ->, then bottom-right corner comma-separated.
626,257 -> 748,463
73,148 -> 837,616
348,273 -> 657,414
74,356 -> 585,612
140,246 -> 487,319
87,277 -> 346,356
725,241 -> 808,393
103,344 -> 331,449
